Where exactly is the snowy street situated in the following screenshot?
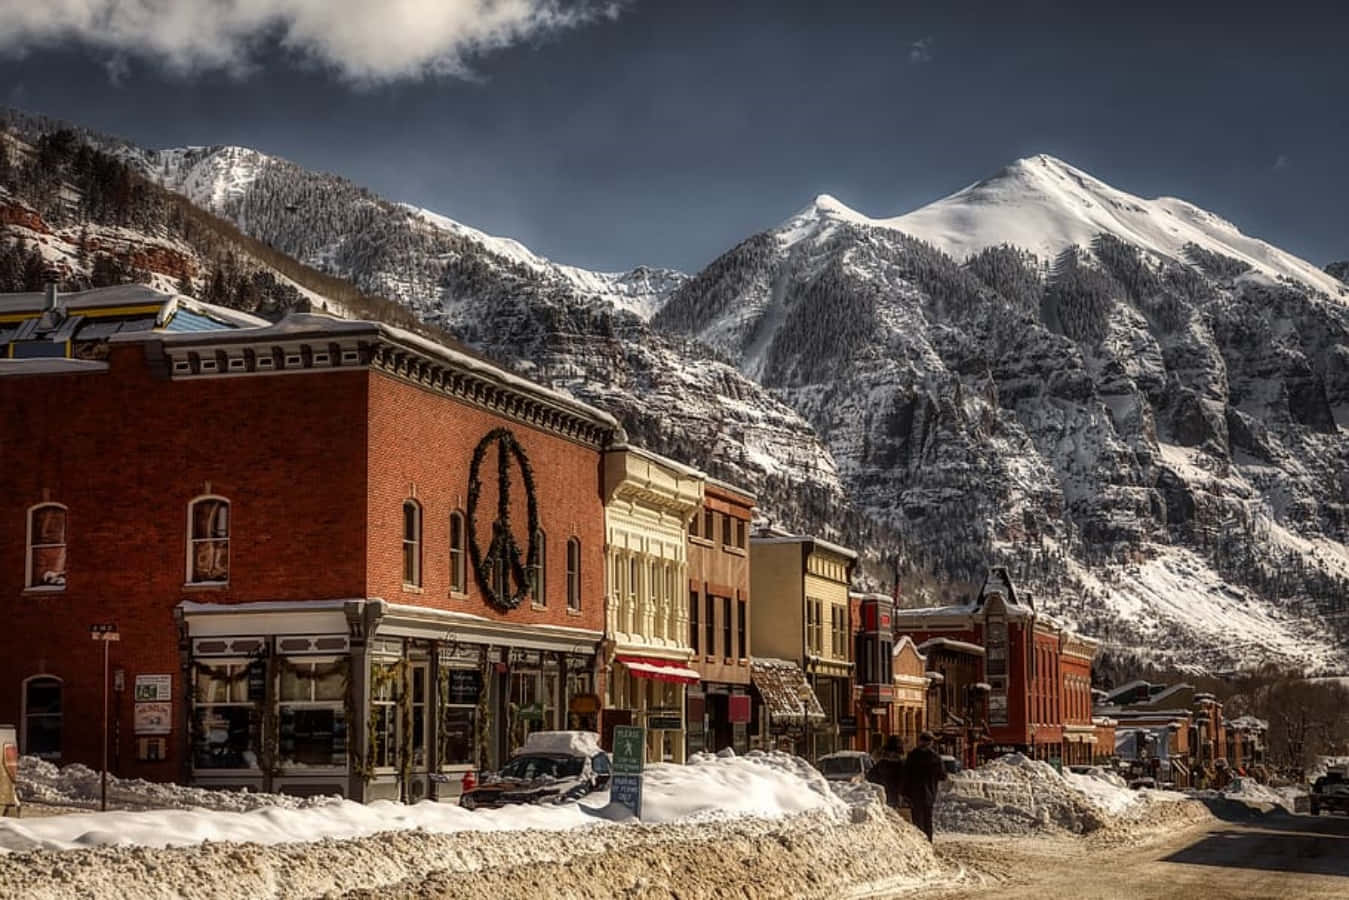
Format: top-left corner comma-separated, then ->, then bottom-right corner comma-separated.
5,751 -> 1336,898
932,806 -> 1349,900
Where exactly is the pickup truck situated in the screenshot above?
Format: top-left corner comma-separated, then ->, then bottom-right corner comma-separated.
1310,773 -> 1349,816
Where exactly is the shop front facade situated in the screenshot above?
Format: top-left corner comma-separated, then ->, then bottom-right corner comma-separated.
602,446 -> 704,764
685,479 -> 755,757
2,304 -> 618,800
749,529 -> 856,761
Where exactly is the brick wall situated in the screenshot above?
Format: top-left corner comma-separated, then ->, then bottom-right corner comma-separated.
363,371 -> 607,635
0,343 -> 370,779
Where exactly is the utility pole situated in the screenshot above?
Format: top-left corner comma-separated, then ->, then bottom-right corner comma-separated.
90,623 -> 120,812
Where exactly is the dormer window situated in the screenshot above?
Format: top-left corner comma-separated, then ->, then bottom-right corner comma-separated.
27,504 -> 67,590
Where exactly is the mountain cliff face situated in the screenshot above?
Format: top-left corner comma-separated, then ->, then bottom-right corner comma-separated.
4,111 -> 1346,673
657,158 -> 1349,671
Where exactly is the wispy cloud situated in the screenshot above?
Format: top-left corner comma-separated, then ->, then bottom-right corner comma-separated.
1273,153 -> 1290,171
0,0 -> 624,84
908,36 -> 934,65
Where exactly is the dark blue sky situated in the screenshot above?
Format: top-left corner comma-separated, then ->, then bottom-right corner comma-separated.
4,0 -> 1346,273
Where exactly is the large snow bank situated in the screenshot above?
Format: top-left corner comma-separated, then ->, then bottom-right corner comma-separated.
18,757 -> 338,813
1188,776 -> 1303,813
939,755 -> 1136,835
0,750 -> 844,853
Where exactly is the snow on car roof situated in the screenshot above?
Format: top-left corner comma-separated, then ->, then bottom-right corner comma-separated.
819,751 -> 871,760
520,731 -> 604,758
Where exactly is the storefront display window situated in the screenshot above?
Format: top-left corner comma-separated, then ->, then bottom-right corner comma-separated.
278,659 -> 348,769
509,667 -> 558,751
193,661 -> 261,770
370,661 -> 399,770
439,664 -> 481,768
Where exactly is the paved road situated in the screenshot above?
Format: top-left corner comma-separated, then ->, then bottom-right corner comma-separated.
932,807 -> 1349,900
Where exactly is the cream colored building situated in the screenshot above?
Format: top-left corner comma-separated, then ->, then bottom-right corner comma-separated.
749,530 -> 856,759
602,445 -> 704,763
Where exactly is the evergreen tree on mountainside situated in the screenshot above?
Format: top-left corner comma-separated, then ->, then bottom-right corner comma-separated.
1328,260 -> 1349,285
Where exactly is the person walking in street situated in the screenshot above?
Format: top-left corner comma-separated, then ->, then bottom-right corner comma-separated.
903,731 -> 946,842
867,735 -> 907,809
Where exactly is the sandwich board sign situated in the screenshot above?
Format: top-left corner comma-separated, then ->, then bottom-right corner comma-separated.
610,725 -> 645,819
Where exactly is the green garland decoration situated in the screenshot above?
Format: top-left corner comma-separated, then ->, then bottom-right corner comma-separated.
476,651 -> 493,769
466,428 -> 541,611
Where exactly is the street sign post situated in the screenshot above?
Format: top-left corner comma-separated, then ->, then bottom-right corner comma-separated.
90,624 -> 120,812
610,725 -> 645,819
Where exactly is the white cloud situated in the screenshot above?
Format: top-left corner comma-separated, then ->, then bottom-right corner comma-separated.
908,36 -> 933,65
0,0 -> 622,83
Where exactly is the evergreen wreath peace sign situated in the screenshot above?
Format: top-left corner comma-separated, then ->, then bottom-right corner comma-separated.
467,428 -> 541,611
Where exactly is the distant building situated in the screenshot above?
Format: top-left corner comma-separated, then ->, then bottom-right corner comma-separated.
893,568 -> 1099,767
891,637 -> 929,752
749,528 -> 857,759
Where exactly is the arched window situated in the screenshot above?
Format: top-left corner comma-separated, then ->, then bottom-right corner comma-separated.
531,529 -> 547,605
26,503 -> 67,589
187,496 -> 230,584
22,675 -> 62,760
566,538 -> 581,611
402,500 -> 422,587
449,511 -> 467,594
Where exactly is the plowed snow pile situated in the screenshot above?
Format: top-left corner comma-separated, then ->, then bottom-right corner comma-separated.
18,757 -> 339,813
1188,776 -> 1304,812
938,754 -> 1188,836
0,751 -> 949,900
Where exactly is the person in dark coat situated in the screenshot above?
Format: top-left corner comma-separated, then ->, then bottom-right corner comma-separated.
867,736 -> 907,809
903,731 -> 946,842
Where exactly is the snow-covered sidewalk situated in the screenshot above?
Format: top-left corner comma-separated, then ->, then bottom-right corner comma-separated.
2,750 -> 845,853
0,751 -> 952,900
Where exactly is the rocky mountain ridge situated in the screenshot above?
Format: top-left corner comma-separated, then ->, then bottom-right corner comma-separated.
4,109 -> 1347,673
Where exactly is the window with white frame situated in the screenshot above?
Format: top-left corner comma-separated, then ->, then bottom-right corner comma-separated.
22,675 -> 62,760
531,529 -> 547,605
370,661 -> 400,769
566,538 -> 581,610
193,661 -> 261,770
449,511 -> 467,593
402,500 -> 422,587
187,496 -> 230,584
278,659 -> 348,769
27,503 -> 67,589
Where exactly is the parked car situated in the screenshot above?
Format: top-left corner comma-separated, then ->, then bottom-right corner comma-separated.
0,724 -> 18,817
940,754 -> 963,775
1310,772 -> 1349,816
459,731 -> 611,810
817,751 -> 874,783
1067,765 -> 1093,776
1128,776 -> 1157,791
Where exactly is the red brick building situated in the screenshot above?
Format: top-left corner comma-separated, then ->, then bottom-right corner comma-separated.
893,568 -> 1099,766
1,288 -> 619,801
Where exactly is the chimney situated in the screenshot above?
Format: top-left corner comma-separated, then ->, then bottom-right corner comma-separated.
42,266 -> 61,312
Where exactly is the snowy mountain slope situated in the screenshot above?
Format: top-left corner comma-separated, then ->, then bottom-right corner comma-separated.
779,155 -> 1347,301
657,159 -> 1349,672
85,129 -> 843,507
119,142 -> 684,321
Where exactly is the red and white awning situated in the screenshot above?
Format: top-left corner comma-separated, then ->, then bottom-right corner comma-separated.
616,655 -> 700,685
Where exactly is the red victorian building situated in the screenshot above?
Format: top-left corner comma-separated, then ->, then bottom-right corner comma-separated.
1,286 -> 619,802
893,568 -> 1099,766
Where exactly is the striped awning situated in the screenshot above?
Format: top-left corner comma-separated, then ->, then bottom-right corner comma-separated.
616,655 -> 700,685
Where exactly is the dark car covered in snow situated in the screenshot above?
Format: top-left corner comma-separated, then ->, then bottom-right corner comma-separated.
460,731 -> 611,810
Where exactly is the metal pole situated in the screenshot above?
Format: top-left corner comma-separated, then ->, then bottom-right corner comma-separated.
101,636 -> 109,812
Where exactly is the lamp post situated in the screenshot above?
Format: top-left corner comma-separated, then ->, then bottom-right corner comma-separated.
89,623 -> 120,812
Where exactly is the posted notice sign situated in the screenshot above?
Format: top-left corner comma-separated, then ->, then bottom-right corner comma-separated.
610,725 -> 645,819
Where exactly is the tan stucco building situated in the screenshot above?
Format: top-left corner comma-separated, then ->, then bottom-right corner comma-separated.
602,445 -> 704,763
749,529 -> 857,758
893,636 -> 929,751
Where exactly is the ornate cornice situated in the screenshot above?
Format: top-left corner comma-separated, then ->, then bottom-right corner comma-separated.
150,325 -> 615,449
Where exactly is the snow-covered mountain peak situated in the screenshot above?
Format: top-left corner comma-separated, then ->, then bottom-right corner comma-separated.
893,155 -> 1348,298
130,144 -> 273,211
